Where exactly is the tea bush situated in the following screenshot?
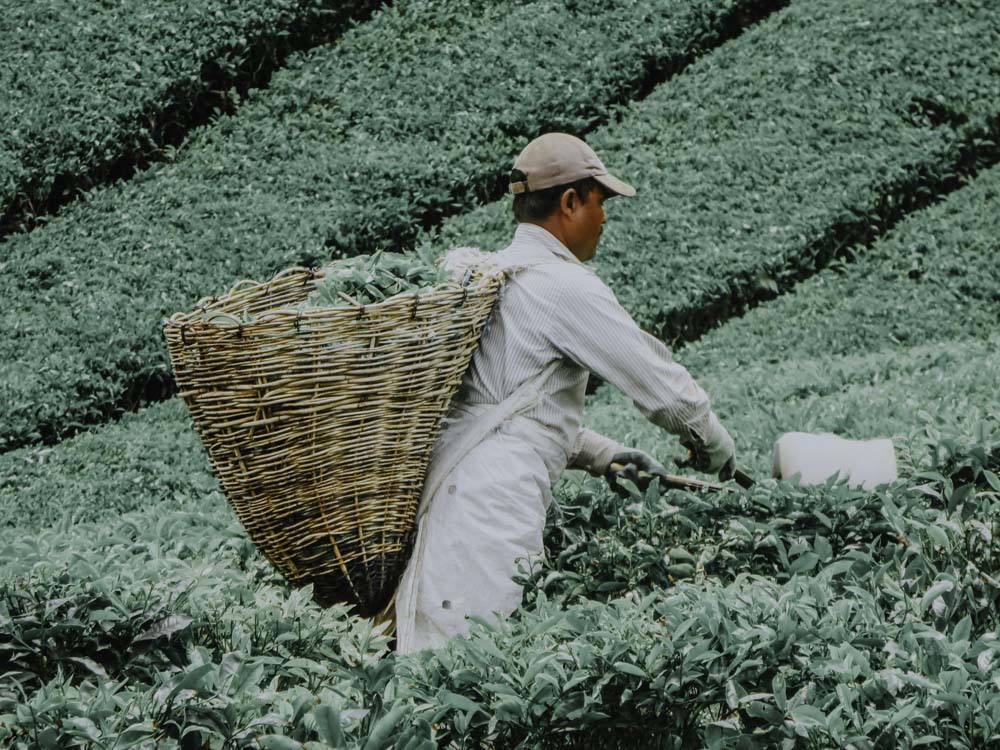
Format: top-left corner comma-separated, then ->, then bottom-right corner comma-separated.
580,162 -> 1000,476
3,441 -> 998,746
0,0 -> 776,451
0,0 -> 379,238
7,148 -> 1000,533
679,162 -> 1000,371
0,504 -> 406,748
531,434 -> 1000,625
434,0 -> 1000,347
3,2 -> 1000,746
0,399 -> 212,531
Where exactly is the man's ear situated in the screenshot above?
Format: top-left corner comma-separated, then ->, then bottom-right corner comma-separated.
560,188 -> 578,214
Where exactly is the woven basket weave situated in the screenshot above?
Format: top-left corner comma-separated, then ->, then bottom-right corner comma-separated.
163,264 -> 503,616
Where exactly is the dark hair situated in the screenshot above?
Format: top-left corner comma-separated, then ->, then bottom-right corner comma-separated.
510,169 -> 603,222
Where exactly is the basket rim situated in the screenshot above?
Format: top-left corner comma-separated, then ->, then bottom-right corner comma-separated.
163,264 -> 504,328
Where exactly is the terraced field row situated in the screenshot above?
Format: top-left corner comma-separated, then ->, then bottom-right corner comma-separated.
3,2 -> 999,745
5,153 -> 999,539
0,0 -> 380,239
582,161 -> 1000,475
0,0 -> 781,451
438,0 -> 1000,345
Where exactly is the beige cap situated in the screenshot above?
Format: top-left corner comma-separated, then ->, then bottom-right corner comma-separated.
510,133 -> 636,197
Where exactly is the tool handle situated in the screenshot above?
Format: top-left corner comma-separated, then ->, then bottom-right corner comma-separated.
609,463 -> 755,492
608,462 -> 723,493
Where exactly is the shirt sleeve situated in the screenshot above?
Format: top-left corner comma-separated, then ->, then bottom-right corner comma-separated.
548,270 -> 725,452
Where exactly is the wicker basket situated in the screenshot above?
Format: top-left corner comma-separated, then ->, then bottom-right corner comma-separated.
163,264 -> 503,616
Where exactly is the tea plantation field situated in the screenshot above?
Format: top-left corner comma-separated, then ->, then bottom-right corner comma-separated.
2,0 -> 999,747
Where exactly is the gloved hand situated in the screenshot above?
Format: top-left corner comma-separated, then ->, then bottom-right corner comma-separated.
673,419 -> 736,481
605,449 -> 672,498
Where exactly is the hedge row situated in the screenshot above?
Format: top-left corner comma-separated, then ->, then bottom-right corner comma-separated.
5,332 -> 998,536
5,133 -> 1000,535
581,162 -> 1000,476
0,0 -> 380,239
678,163 -> 1000,372
541,412 -> 1000,613
433,0 -> 1000,346
0,399 -> 214,531
2,440 -> 998,747
586,336 -> 1000,483
0,0 -> 780,451
0,504 -> 401,744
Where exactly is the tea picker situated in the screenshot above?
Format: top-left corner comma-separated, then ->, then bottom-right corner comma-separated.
390,133 -> 742,653
163,132 -> 895,658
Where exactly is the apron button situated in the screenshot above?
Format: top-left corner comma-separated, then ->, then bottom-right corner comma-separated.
448,484 -> 457,495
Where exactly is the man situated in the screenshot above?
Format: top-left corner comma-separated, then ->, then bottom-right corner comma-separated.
394,133 -> 736,654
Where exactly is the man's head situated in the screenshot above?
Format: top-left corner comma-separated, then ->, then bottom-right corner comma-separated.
509,133 -> 635,262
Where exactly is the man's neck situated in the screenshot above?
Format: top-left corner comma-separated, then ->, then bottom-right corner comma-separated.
523,219 -> 584,262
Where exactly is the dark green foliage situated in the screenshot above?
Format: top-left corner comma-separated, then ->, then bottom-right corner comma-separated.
0,399 -> 214,530
0,0 -> 780,451
3,1 -> 1000,746
0,0 -> 379,238
4,437 -> 999,748
304,249 -> 451,308
0,504 -> 403,748
435,0 -> 1000,349
584,163 -> 1000,480
532,433 -> 1000,630
398,567 -> 1000,748
7,157 -> 999,537
680,162 -> 1000,372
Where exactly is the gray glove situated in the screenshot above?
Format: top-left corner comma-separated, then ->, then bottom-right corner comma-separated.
674,427 -> 736,481
605,449 -> 672,498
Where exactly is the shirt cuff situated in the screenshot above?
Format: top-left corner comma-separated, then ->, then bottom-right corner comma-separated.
569,428 -> 626,476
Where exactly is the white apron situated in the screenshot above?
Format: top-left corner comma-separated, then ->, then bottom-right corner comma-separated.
394,360 -> 565,654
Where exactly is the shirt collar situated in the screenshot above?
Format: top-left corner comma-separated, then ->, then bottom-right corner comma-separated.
513,223 -> 585,267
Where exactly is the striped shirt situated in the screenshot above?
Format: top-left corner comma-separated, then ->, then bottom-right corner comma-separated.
455,222 -> 730,472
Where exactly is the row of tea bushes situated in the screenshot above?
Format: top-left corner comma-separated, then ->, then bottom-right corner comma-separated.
3,333 -> 996,536
4,126 -> 1000,535
408,462 -> 1000,748
534,424 -> 1000,618
0,399 -> 213,531
433,0 -> 1000,347
0,0 -> 778,451
0,0 -> 379,238
679,163 -> 1000,372
580,162 -> 1000,477
3,440 -> 998,746
0,502 -> 403,746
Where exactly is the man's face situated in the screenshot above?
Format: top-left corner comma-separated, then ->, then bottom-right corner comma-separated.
565,186 -> 607,262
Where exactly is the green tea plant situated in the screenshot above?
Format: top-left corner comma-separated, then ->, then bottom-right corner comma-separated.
579,162 -> 1000,482
528,428 -> 1000,625
433,0 -> 1000,347
395,570 -> 1000,748
2,429 -> 997,747
0,0 -> 379,238
303,249 -> 452,308
0,0 -> 776,451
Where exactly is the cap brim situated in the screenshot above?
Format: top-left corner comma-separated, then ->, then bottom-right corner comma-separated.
595,172 -> 636,197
